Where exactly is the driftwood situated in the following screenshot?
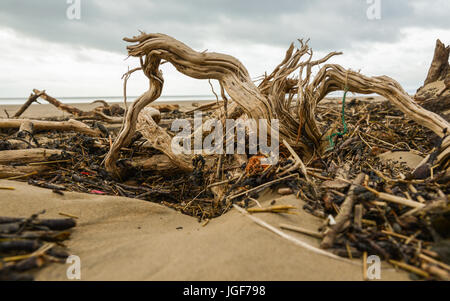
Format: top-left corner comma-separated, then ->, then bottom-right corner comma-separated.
321,173 -> 365,249
1,33 -> 449,279
31,89 -> 87,117
0,148 -> 69,165
185,101 -> 223,114
137,107 -> 192,172
280,223 -> 324,239
150,104 -> 179,113
12,89 -> 123,123
0,118 -> 101,136
13,91 -> 44,118
131,154 -> 179,173
0,165 -> 49,179
104,33 -> 450,178
18,120 -> 34,136
422,39 -> 449,86
415,39 -> 450,121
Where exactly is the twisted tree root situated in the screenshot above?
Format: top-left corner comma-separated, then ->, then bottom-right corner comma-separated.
104,33 -> 450,178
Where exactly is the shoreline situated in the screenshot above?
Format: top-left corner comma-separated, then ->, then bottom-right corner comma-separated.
1,96 -> 386,119
0,99 -> 211,119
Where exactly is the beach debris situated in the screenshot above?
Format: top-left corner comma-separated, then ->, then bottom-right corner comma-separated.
0,118 -> 102,137
321,174 -> 365,249
0,211 -> 76,281
59,212 -> 79,219
0,186 -> 15,190
247,205 -> 297,214
150,103 -> 179,113
234,204 -> 356,265
0,33 -> 449,280
277,187 -> 293,195
280,223 -> 324,239
415,39 -> 450,122
185,101 -> 223,114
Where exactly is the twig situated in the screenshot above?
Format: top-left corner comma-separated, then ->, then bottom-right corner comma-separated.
233,204 -> 358,265
4,243 -> 56,263
248,197 -> 263,208
389,259 -> 430,278
280,223 -> 324,239
321,173 -> 365,249
363,252 -> 368,281
2,171 -> 38,180
226,174 -> 297,202
364,186 -> 425,209
419,253 -> 450,271
13,91 -> 44,118
58,212 -> 79,219
28,160 -> 71,166
0,186 -> 15,190
247,205 -> 297,214
282,140 -> 310,181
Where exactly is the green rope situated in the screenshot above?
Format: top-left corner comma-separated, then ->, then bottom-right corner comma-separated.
327,88 -> 349,150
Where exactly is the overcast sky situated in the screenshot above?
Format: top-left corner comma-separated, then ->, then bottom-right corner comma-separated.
0,0 -> 449,99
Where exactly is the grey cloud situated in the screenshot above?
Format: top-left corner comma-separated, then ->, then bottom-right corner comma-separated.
0,0 -> 448,55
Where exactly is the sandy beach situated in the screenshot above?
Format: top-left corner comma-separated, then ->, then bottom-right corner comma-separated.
0,96 -> 386,119
0,99 -> 413,281
0,179 -> 409,281
2,0 -> 450,291
1,100 -> 204,119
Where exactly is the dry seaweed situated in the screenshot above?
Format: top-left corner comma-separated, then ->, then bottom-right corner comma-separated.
0,211 -> 76,281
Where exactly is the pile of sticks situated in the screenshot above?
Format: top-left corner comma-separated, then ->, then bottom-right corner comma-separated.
0,211 -> 76,281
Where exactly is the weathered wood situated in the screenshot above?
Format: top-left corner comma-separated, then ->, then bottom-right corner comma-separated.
321,174 -> 365,249
415,39 -> 450,121
18,120 -> 34,136
0,149 -> 69,165
0,165 -> 49,179
32,89 -> 86,117
0,119 -> 101,136
150,104 -> 179,113
105,33 -> 450,176
424,39 -> 450,86
13,92 -> 44,118
31,89 -> 124,123
131,154 -> 180,173
136,107 -> 192,172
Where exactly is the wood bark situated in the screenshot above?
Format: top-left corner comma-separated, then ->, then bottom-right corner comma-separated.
415,40 -> 450,122
0,118 -> 101,136
13,91 -> 44,118
20,89 -> 123,123
136,107 -> 192,172
321,174 -> 365,249
423,39 -> 450,86
131,154 -> 179,173
0,165 -> 49,178
0,149 -> 69,165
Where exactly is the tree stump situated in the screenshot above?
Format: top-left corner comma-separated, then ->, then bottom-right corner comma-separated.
415,39 -> 450,121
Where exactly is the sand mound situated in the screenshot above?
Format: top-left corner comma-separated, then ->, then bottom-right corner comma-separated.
0,179 -> 409,281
